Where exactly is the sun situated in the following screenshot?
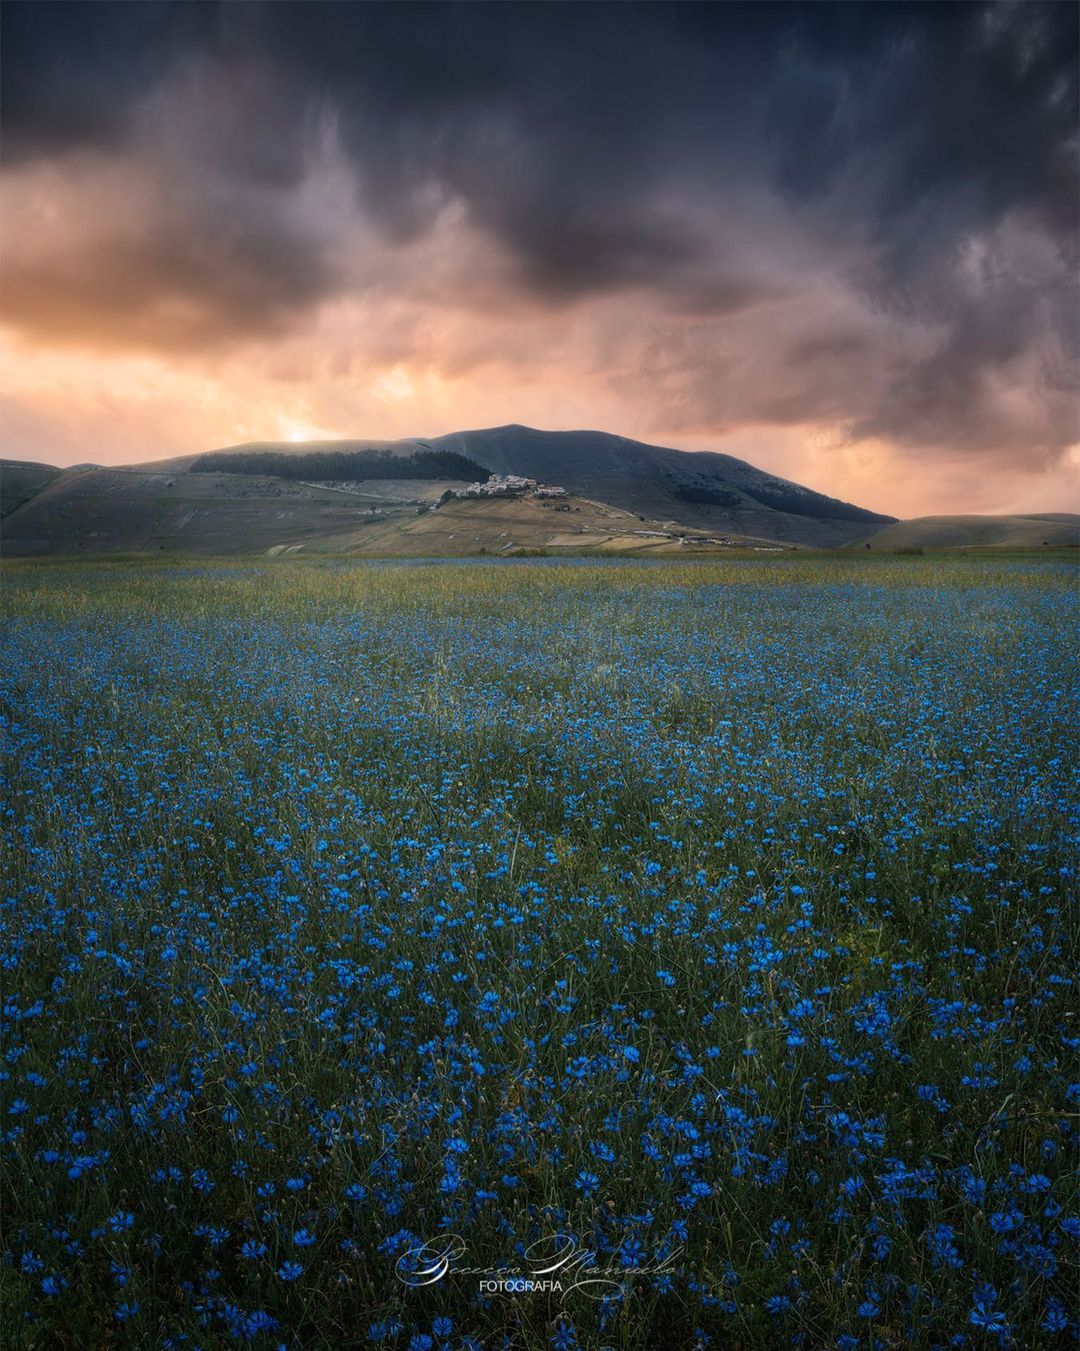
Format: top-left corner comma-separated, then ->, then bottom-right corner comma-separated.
278,418 -> 324,444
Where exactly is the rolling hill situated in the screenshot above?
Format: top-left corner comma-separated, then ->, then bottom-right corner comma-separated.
0,459 -> 63,518
858,514 -> 1079,551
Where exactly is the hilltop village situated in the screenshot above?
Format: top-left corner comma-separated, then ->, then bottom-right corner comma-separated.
450,474 -> 569,501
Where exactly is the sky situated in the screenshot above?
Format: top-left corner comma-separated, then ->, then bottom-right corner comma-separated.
1,1 -> 1077,517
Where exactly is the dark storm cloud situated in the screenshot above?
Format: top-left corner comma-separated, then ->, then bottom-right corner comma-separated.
1,0 -> 1077,454
0,2 -> 213,162
7,3 -> 1074,253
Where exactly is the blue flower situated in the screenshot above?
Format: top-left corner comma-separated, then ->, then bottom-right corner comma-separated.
969,1285 -> 1008,1334
241,1311 -> 278,1336
1041,1299 -> 1068,1333
551,1322 -> 578,1351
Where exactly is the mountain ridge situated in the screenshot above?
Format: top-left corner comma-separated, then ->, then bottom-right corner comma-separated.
4,426 -> 1073,556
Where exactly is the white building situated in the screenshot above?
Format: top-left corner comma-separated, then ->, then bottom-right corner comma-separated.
456,474 -> 540,499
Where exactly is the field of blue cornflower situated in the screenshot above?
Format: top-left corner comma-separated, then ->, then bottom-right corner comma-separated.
1,556 -> 1076,1350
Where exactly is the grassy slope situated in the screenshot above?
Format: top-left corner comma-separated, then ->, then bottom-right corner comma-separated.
342,493 -> 763,557
859,513 -> 1079,550
0,459 -> 63,518
0,467 -> 416,556
0,463 -> 764,557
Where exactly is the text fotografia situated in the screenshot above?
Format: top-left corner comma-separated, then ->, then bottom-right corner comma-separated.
395,1235 -> 683,1300
480,1278 -> 565,1297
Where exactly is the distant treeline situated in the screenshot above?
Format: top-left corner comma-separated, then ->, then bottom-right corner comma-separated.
191,448 -> 490,482
673,473 -> 892,523
741,484 -> 893,523
671,474 -> 893,523
672,483 -> 742,508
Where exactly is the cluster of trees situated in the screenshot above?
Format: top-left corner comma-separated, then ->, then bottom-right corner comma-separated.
742,483 -> 892,522
191,447 -> 490,482
671,474 -> 891,522
671,482 -> 742,508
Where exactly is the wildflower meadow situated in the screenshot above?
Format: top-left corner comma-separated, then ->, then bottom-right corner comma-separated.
1,556 -> 1076,1350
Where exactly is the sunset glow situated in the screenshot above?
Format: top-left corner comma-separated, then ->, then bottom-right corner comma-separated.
2,2 -> 1077,516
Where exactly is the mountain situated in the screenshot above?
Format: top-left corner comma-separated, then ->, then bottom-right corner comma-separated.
2,423 -> 898,555
0,461 -> 766,558
857,514 -> 1079,551
176,424 -> 896,546
424,425 -> 894,545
